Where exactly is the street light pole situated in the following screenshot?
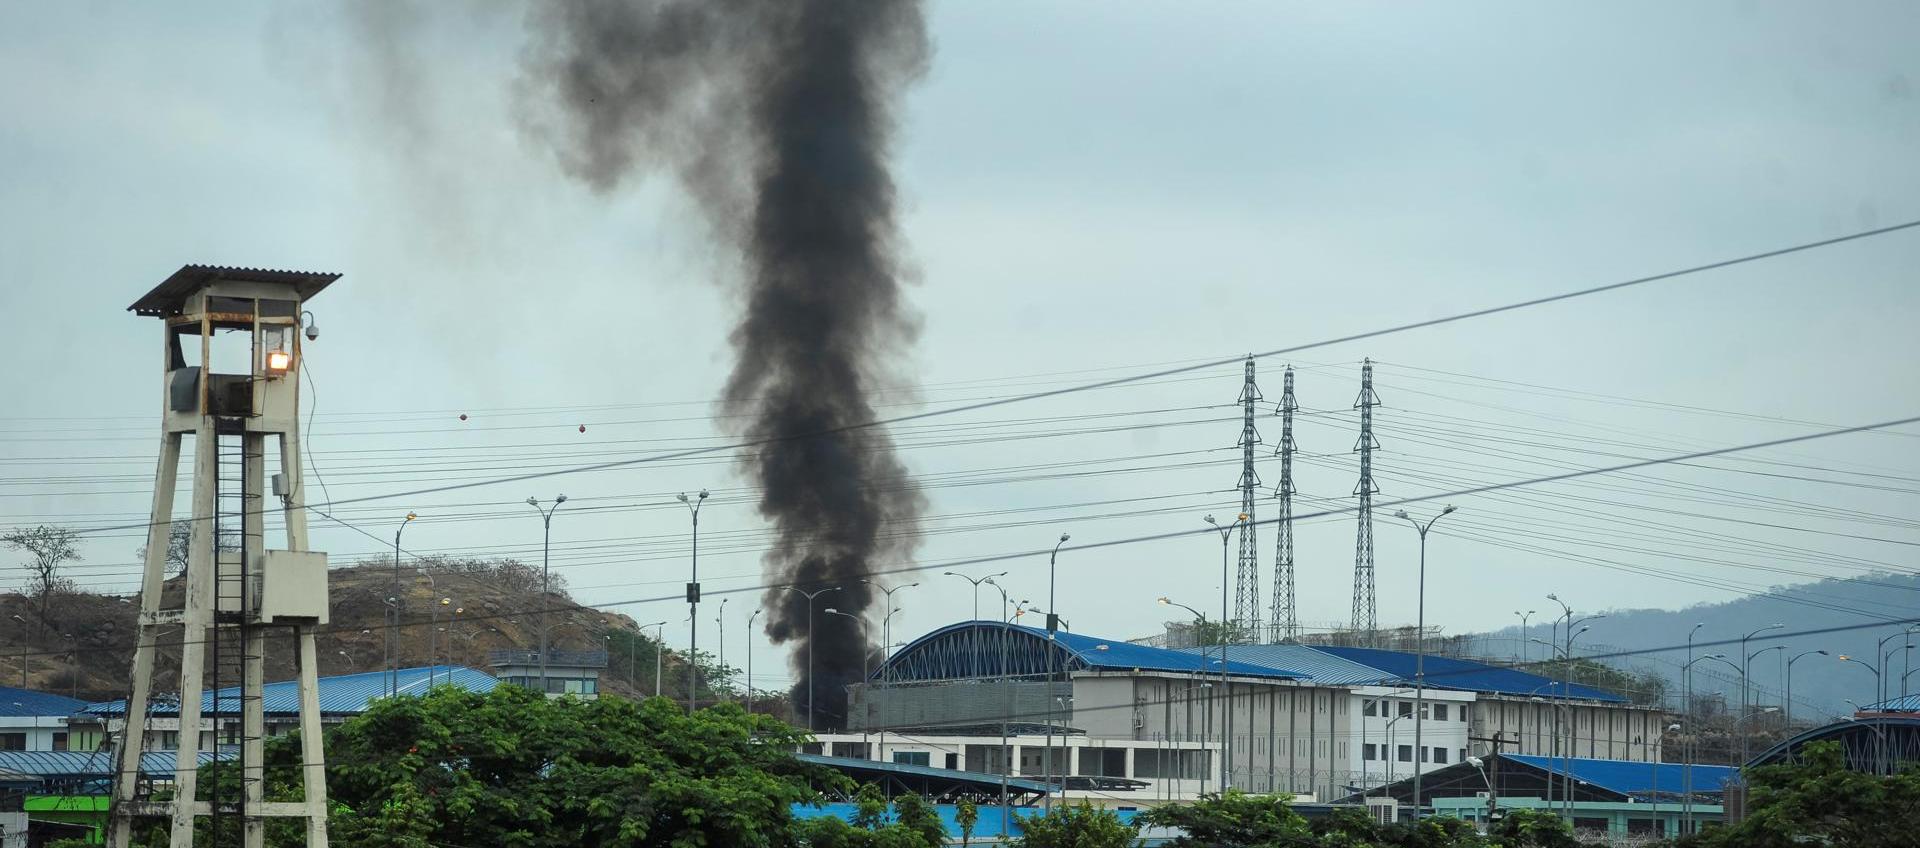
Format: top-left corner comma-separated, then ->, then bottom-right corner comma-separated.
1785,650 -> 1828,728
824,608 -> 871,751
944,571 -> 1007,678
1044,534 -> 1069,810
526,496 -> 567,696
1742,644 -> 1785,763
1514,610 -> 1535,663
389,511 -> 416,698
746,609 -> 762,713
1679,653 -> 1728,834
783,584 -> 841,731
676,490 -> 708,712
1739,623 -> 1784,762
986,581 -> 1025,832
1203,513 -> 1245,792
1395,505 -> 1456,820
1838,654 -> 1882,706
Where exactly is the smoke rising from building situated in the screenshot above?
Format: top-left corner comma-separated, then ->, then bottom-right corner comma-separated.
522,0 -> 929,727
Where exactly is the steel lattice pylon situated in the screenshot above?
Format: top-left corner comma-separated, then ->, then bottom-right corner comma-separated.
1351,359 -> 1381,644
1268,366 -> 1298,643
1234,356 -> 1262,634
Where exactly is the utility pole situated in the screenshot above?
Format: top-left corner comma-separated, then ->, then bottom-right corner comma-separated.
677,490 -> 708,713
1235,356 -> 1263,637
1269,365 -> 1298,643
1351,359 -> 1381,645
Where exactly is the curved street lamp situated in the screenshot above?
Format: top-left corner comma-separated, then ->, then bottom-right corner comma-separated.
1394,504 -> 1456,819
526,496 -> 567,695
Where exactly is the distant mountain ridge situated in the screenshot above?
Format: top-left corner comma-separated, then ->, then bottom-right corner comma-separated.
1464,572 -> 1920,721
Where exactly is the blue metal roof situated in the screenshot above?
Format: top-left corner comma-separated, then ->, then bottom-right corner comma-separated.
0,685 -> 88,717
0,750 -> 225,779
1310,645 -> 1628,703
84,665 -> 497,718
1507,755 -> 1738,798
1864,694 -> 1920,712
882,622 -> 1304,682
1037,625 -> 1303,678
1176,644 -> 1396,686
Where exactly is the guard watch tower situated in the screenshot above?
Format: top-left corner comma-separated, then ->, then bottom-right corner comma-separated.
112,266 -> 338,848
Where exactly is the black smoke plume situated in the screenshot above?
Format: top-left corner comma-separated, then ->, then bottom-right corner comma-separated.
522,0 -> 928,727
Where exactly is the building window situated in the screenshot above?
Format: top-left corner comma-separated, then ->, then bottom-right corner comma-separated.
1364,743 -> 1378,761
1397,745 -> 1412,763
1432,747 -> 1448,764
0,734 -> 24,751
1398,701 -> 1413,717
52,732 -> 68,751
1432,704 -> 1448,721
1364,699 -> 1378,717
893,751 -> 931,767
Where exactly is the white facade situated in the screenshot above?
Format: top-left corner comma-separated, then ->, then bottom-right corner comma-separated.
811,730 -> 1218,807
1349,686 -> 1476,791
0,715 -> 70,753
840,670 -> 1666,805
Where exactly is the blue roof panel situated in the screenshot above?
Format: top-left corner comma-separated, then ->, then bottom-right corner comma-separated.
1176,644 -> 1396,686
1864,694 -> 1920,712
0,686 -> 89,717
0,750 -> 226,779
1310,645 -> 1628,703
1508,755 -> 1738,797
1005,624 -> 1303,679
84,665 -> 497,718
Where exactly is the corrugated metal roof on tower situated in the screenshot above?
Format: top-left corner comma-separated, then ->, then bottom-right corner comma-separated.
129,264 -> 340,316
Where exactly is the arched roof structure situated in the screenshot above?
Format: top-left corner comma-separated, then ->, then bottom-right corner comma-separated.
1747,716 -> 1920,774
875,621 -> 1304,683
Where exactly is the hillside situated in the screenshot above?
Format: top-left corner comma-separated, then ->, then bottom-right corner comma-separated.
0,558 -> 756,711
1463,572 -> 1920,722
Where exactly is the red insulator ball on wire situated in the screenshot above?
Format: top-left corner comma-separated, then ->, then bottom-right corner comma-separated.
458,414 -> 468,422
579,424 -> 587,434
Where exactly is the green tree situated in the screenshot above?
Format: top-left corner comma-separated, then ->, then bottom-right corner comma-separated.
1679,740 -> 1920,848
956,798 -> 980,847
323,685 -> 836,847
1487,809 -> 1579,848
1139,790 -> 1312,847
1013,802 -> 1139,848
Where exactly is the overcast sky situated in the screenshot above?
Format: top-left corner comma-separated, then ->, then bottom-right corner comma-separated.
3,2 -> 1917,696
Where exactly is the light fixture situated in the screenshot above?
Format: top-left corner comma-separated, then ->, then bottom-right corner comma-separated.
265,349 -> 292,373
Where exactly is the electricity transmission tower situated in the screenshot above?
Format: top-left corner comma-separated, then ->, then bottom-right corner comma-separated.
1351,358 -> 1381,645
1269,365 -> 1298,643
1234,356 -> 1262,635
